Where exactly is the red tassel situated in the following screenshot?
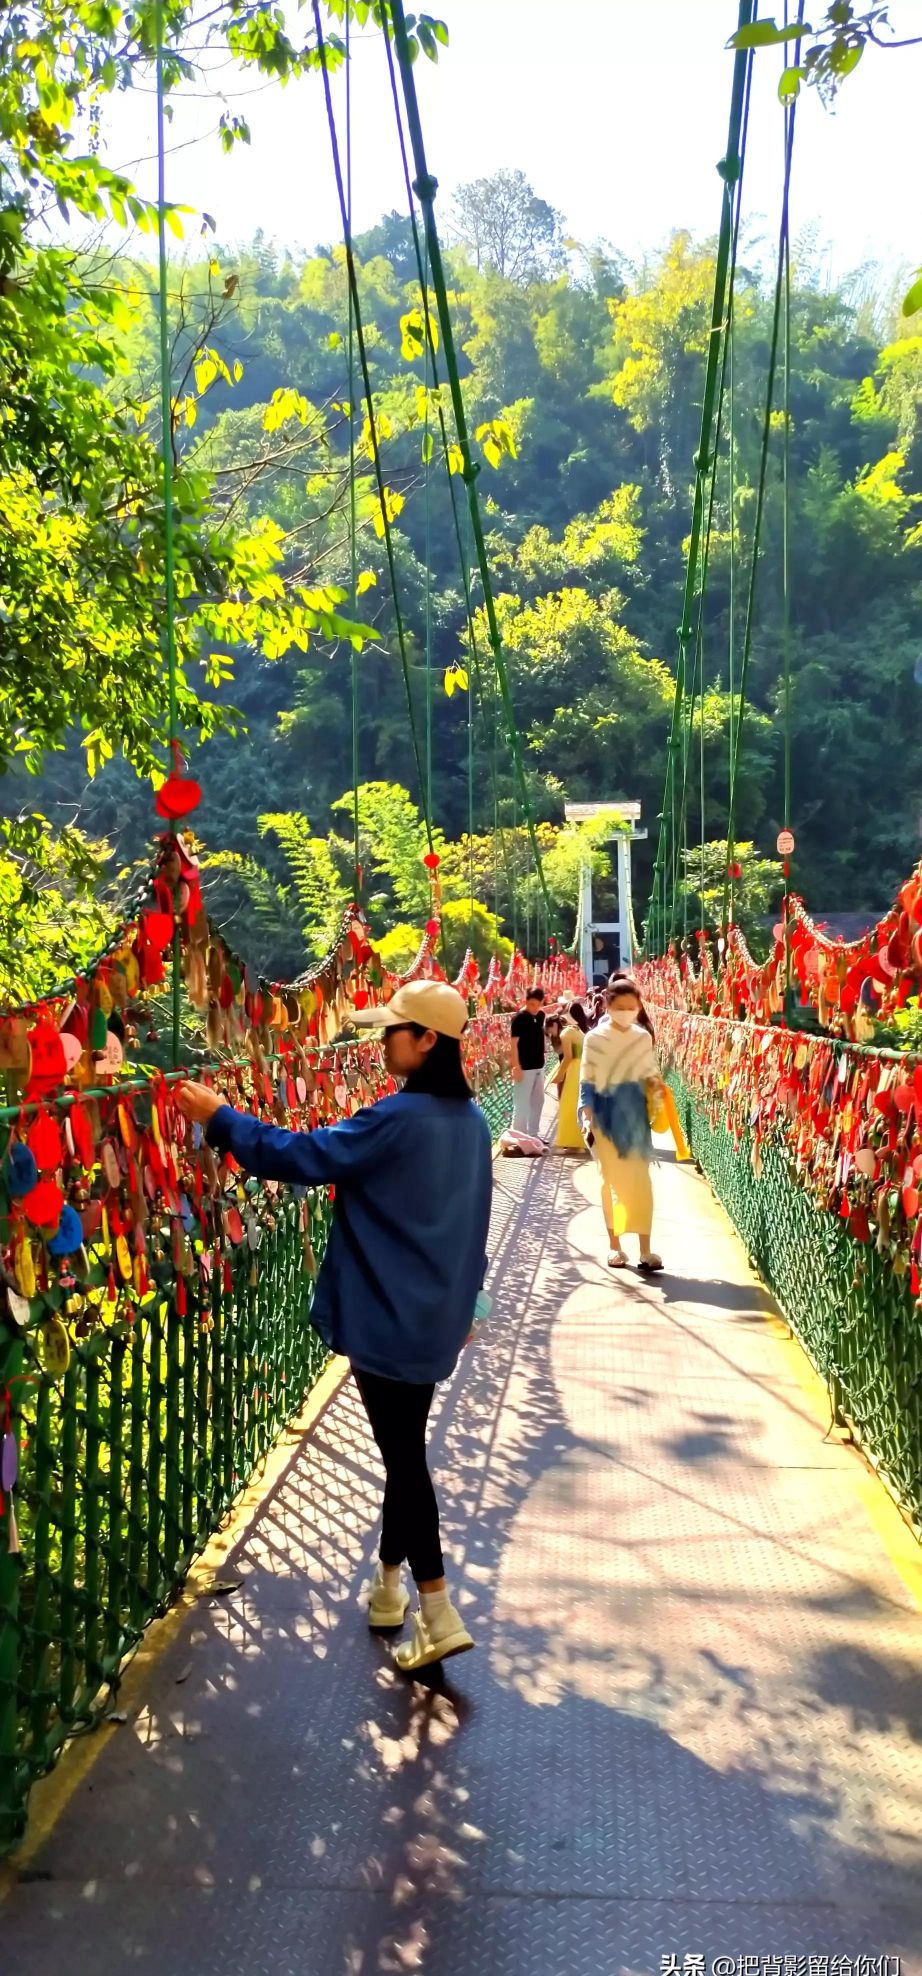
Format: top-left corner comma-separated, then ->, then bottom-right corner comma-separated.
107,1266 -> 117,1303
176,1276 -> 187,1316
223,1257 -> 232,1294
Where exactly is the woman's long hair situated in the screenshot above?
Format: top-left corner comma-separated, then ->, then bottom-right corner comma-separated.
567,1001 -> 590,1034
402,1026 -> 473,1100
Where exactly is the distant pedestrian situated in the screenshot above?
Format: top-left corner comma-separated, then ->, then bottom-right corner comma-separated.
510,984 -> 547,1138
578,974 -> 665,1272
555,1001 -> 590,1150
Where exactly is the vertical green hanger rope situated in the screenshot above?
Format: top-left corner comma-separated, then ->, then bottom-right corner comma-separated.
422,229 -> 433,825
345,4 -> 361,893
464,503 -> 474,945
722,3 -> 803,933
382,26 -> 519,949
673,38 -> 753,955
645,0 -> 755,953
154,0 -> 181,1068
313,2 -> 434,852
781,0 -> 802,1011
387,0 -> 552,921
727,299 -> 736,932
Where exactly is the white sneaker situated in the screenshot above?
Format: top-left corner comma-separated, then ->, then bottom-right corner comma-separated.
394,1600 -> 474,1672
367,1567 -> 410,1630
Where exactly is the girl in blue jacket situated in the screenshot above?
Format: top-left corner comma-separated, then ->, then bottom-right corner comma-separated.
177,978 -> 491,1674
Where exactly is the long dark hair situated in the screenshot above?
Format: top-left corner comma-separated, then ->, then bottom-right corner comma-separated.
402,1026 -> 473,1100
567,1001 -> 590,1034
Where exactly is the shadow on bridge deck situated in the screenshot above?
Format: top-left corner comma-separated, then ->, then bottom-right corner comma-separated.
3,1127 -> 922,1974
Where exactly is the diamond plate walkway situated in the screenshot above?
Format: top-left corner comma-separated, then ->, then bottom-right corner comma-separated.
4,1137 -> 922,1974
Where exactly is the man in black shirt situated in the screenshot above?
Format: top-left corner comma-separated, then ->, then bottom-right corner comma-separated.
510,986 -> 546,1138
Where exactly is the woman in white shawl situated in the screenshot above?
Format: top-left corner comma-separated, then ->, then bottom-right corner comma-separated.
578,975 -> 665,1271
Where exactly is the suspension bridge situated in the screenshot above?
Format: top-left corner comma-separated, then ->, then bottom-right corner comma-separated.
2,4 -> 922,1972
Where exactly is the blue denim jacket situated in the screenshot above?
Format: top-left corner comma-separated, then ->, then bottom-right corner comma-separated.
206,1092 -> 492,1382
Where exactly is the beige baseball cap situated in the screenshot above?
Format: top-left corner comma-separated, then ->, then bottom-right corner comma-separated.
349,979 -> 469,1039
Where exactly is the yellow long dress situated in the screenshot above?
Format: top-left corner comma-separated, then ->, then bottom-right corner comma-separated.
556,1029 -> 585,1149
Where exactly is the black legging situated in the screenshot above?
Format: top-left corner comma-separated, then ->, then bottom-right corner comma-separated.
353,1367 -> 443,1584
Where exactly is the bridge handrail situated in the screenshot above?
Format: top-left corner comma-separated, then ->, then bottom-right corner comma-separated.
0,1018 -> 515,1855
653,1004 -> 922,1546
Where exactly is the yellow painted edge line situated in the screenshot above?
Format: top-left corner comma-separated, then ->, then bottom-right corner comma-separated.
0,1352 -> 351,1900
727,1230 -> 922,1615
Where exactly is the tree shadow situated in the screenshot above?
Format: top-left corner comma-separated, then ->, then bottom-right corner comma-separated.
4,1151 -> 922,1975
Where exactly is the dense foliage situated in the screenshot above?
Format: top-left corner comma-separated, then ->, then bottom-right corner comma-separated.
3,0 -> 922,985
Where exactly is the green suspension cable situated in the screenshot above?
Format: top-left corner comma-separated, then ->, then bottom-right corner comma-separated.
781,1 -> 802,1010
665,8 -> 754,951
154,1 -> 181,1069
423,228 -> 433,825
382,29 -> 519,947
345,6 -> 360,891
728,300 -> 736,931
644,0 -> 755,953
723,27 -> 801,931
155,12 -> 177,747
313,4 -> 434,850
661,9 -> 754,952
511,797 -> 519,954
465,514 -> 474,943
387,0 -> 553,920
782,159 -> 792,844
699,614 -> 706,938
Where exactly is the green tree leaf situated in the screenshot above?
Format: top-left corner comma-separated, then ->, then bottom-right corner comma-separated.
729,20 -> 812,48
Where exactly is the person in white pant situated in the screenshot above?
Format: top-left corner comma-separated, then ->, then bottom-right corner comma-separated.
510,985 -> 547,1137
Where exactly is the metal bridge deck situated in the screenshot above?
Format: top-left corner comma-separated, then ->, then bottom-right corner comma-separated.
4,1129 -> 922,1974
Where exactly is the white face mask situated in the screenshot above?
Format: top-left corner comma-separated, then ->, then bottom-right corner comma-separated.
609,1008 -> 638,1030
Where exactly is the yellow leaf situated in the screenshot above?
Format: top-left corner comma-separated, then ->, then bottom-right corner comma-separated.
372,486 -> 405,538
399,306 -> 438,362
195,356 -> 217,394
357,570 -> 377,595
444,670 -> 456,698
184,397 -> 197,428
446,443 -> 464,475
400,308 -> 424,360
476,417 -> 517,470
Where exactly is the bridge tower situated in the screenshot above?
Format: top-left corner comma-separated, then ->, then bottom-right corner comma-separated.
564,801 -> 647,989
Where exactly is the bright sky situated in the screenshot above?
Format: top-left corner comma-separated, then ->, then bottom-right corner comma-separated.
96,1 -> 922,288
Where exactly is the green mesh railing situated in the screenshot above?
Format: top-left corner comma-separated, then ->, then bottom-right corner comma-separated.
475,1068 -> 513,1142
0,1058 -> 514,1854
669,1070 -> 922,1533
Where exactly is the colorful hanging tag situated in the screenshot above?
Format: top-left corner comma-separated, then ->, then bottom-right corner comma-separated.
40,1315 -> 71,1378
